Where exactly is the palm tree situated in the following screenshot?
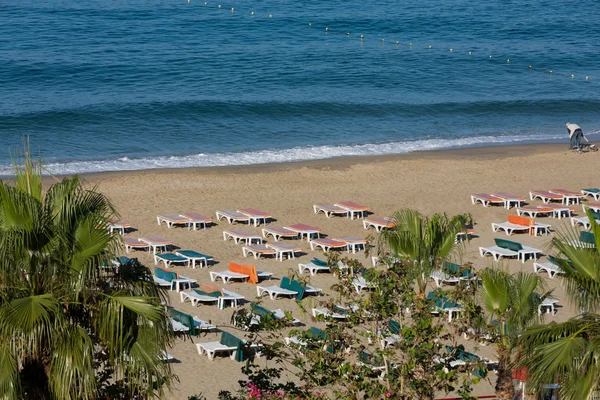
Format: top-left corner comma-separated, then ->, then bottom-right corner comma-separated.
517,211 -> 600,400
0,154 -> 174,399
377,209 -> 471,293
477,268 -> 546,400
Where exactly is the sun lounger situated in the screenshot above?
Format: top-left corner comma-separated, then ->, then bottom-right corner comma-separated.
153,267 -> 197,291
363,216 -> 396,232
196,331 -> 259,361
471,193 -> 505,208
180,283 -> 244,309
139,236 -> 173,254
571,210 -> 600,229
310,238 -> 348,252
352,275 -> 377,293
168,307 -> 215,335
180,213 -> 213,230
175,250 -> 214,268
479,238 -> 541,263
249,304 -> 301,326
492,215 -> 550,236
313,203 -> 349,218
154,252 -> 189,268
356,351 -> 396,379
261,226 -> 299,241
333,236 -> 367,253
516,206 -> 554,218
266,242 -> 302,261
283,223 -> 322,240
215,209 -> 250,225
549,189 -> 584,205
157,214 -> 193,229
334,201 -> 369,219
441,346 -> 495,376
430,261 -> 478,287
491,192 -> 526,209
535,293 -> 559,315
237,208 -> 272,227
533,256 -> 565,279
242,244 -> 277,260
123,237 -> 150,253
299,258 -> 331,276
581,188 -> 600,201
312,305 -> 353,320
108,220 -> 132,235
256,277 -> 321,300
565,231 -> 596,248
529,190 -> 563,204
210,262 -> 272,284
378,320 -> 402,348
584,202 -> 600,213
427,292 -> 463,322
223,229 -> 262,245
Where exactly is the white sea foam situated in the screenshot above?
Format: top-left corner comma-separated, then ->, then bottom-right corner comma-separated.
0,133 -> 570,176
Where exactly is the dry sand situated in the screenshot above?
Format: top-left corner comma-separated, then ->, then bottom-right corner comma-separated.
79,143 -> 598,399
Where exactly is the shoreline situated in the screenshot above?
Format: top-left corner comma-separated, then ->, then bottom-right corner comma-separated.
68,142 -> 571,182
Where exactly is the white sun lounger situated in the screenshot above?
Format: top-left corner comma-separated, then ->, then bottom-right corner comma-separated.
223,229 -> 262,245
471,193 -> 505,207
283,224 -> 321,240
180,213 -> 213,230
310,238 -> 348,252
154,253 -> 189,268
249,307 -> 301,326
333,236 -> 367,253
479,243 -> 541,263
266,243 -> 302,261
334,201 -> 369,220
242,244 -> 277,260
299,261 -> 330,276
180,289 -> 243,309
261,226 -> 299,241
170,317 -> 216,333
491,221 -> 550,236
533,261 -> 564,279
491,192 -> 526,209
529,190 -> 563,204
581,188 -> 600,201
352,276 -> 377,294
312,307 -> 349,320
139,236 -> 173,254
108,221 -> 132,235
539,297 -> 559,315
363,216 -> 395,232
209,269 -> 272,284
549,189 -> 584,205
215,209 -> 250,224
123,237 -> 150,253
175,250 -> 213,268
313,203 -> 349,218
196,337 -> 259,361
237,208 -> 272,227
157,214 -> 193,229
516,206 -> 554,218
571,215 -> 600,229
584,202 -> 600,213
256,281 -> 322,300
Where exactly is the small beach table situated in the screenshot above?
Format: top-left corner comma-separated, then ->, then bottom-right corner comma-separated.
237,208 -> 272,227
284,224 -> 321,240
139,236 -> 173,254
334,236 -> 367,253
309,238 -> 348,252
334,201 -> 369,219
261,226 -> 299,241
108,221 -> 132,235
223,229 -> 262,245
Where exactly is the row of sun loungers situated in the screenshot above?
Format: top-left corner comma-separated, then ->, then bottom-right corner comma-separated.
473,189 -> 593,209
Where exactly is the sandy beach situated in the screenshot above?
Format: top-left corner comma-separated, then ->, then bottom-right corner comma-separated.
80,143 -> 597,399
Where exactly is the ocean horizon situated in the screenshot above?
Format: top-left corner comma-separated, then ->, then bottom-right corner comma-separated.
1,0 -> 599,175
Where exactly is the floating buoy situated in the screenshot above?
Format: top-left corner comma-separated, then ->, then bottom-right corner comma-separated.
218,4 -> 221,8
468,51 -> 472,55
360,35 -> 364,39
549,70 -> 553,74
571,74 -> 575,78
507,59 -> 510,63
409,43 -> 412,47
269,14 -> 272,18
251,11 -> 254,15
489,55 -> 492,59
346,32 -> 350,36
325,27 -> 328,31
586,76 -> 589,81
395,41 -> 399,45
428,45 -> 432,49
308,22 -> 311,26
449,48 -> 453,52
528,65 -> 532,69
381,39 -> 384,42
231,7 -> 234,11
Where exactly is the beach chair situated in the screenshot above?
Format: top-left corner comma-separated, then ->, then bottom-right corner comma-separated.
266,242 -> 302,261
491,192 -> 526,209
108,220 -> 132,235
261,226 -> 299,241
210,262 -> 272,284
565,231 -> 596,248
356,351 -> 396,379
157,214 -> 193,229
242,244 -> 277,260
541,204 -> 575,219
153,267 -> 197,291
535,293 -> 559,315
249,304 -> 301,326
571,210 -> 600,229
333,236 -> 367,253
363,216 -> 396,232
299,258 -> 331,276
581,188 -> 600,201
516,205 -> 554,218
334,201 -> 369,219
256,277 -> 322,300
427,292 -> 463,322
442,345 -> 494,377
215,209 -> 250,225
352,276 -> 377,294
237,208 -> 272,227
533,256 -> 565,279
180,213 -> 213,230
139,236 -> 173,254
196,331 -> 259,361
479,238 -> 541,263
309,238 -> 348,252
549,189 -> 584,205
285,327 -> 327,348
313,203 -> 349,218
154,252 -> 189,268
180,283 -> 245,309
168,307 -> 215,335
584,202 -> 600,213
529,190 -> 563,204
175,250 -> 214,268
471,193 -> 505,208
430,261 -> 478,287
223,229 -> 262,245
491,215 -> 551,236
283,223 -> 322,240
378,320 -> 402,348
123,237 -> 150,253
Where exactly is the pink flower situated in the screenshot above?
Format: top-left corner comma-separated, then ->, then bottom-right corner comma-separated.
386,393 -> 391,398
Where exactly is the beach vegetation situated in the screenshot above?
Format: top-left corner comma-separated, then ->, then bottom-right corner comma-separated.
0,152 -> 174,399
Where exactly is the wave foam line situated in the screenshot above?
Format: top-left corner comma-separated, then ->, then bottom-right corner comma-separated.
0,133 -> 566,176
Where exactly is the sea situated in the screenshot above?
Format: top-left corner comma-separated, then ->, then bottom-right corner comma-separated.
1,0 -> 599,175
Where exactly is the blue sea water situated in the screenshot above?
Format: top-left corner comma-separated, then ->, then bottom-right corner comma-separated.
1,0 -> 599,174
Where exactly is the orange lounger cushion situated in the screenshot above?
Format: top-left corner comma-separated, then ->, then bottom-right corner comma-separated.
472,193 -> 504,203
507,215 -> 534,227
123,238 -> 149,247
159,214 -> 190,223
229,262 -> 259,284
335,201 -> 369,211
181,213 -> 213,222
313,238 -> 347,247
530,190 -> 562,199
286,223 -> 320,232
238,208 -> 271,217
550,189 -> 583,196
140,236 -> 172,245
198,283 -> 223,295
492,192 -> 525,201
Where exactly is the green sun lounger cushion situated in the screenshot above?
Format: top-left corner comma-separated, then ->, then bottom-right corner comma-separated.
155,267 -> 177,282
580,231 -> 596,244
219,332 -> 245,362
156,253 -> 187,261
280,277 -> 306,300
194,289 -> 221,298
388,320 -> 401,335
582,188 -> 600,193
178,250 -> 214,260
312,258 -> 329,267
442,261 -> 473,278
168,307 -> 196,335
360,351 -> 385,367
252,304 -> 275,320
591,210 -> 600,220
494,238 -> 523,252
